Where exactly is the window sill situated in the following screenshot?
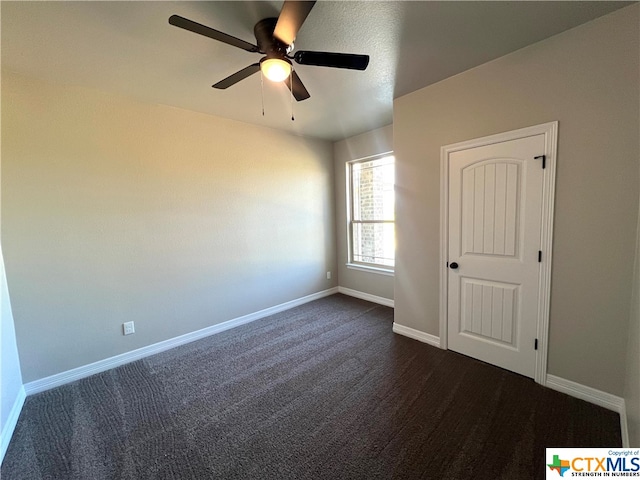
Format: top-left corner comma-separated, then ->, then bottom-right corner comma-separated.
346,263 -> 395,277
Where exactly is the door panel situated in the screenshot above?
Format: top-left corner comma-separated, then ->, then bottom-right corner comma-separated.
448,134 -> 544,378
462,161 -> 521,257
460,278 -> 517,346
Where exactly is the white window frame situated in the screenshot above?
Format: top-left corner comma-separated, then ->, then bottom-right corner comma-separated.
346,152 -> 395,276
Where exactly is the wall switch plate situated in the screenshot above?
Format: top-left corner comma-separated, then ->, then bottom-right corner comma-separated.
326,271 -> 332,280
123,321 -> 135,335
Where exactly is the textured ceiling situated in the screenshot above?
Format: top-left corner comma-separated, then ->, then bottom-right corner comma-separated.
1,1 -> 632,141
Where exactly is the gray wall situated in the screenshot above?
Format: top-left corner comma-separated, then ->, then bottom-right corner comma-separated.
2,72 -> 336,383
334,125 -> 394,300
1,247 -> 23,453
627,189 -> 640,445
394,5 -> 639,396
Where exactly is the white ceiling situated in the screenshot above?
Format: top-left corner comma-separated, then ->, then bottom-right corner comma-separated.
1,1 -> 632,141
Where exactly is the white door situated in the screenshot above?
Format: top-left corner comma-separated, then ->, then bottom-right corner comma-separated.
447,134 -> 545,378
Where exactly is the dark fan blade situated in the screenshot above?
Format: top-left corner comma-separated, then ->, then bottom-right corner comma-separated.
169,15 -> 258,52
294,51 -> 369,70
273,1 -> 316,46
212,63 -> 260,89
284,70 -> 310,101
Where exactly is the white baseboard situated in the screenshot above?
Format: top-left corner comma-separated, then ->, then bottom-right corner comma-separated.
545,374 -> 629,447
24,287 -> 339,396
0,385 -> 26,466
337,286 -> 394,307
16,288 -> 629,452
392,322 -> 441,347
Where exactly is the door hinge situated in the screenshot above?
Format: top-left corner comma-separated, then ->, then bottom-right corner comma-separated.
538,250 -> 542,263
534,338 -> 538,350
534,154 -> 546,169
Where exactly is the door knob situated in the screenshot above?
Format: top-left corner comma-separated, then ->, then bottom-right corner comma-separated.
449,262 -> 459,269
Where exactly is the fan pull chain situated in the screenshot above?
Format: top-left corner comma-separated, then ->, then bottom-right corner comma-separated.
290,69 -> 295,121
260,70 -> 265,116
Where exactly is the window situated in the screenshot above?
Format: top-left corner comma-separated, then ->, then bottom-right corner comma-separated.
347,154 -> 395,272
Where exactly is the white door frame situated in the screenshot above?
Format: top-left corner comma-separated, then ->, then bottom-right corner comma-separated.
439,122 -> 558,385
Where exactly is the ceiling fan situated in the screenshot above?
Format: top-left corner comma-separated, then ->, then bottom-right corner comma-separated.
169,1 -> 369,101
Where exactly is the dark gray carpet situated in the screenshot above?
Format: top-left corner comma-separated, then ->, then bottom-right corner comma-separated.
2,294 -> 621,479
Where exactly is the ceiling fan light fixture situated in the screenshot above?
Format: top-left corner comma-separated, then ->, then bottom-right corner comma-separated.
260,58 -> 292,82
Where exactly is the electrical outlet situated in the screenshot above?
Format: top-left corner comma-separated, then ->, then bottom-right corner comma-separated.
326,271 -> 332,280
123,321 -> 135,336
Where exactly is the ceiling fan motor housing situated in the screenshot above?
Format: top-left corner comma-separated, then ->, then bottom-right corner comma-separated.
254,18 -> 289,59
